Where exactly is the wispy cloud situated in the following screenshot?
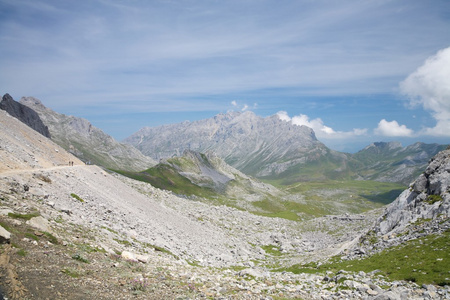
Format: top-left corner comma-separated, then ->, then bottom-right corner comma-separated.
1,0 -> 448,111
400,47 -> 450,137
231,101 -> 257,112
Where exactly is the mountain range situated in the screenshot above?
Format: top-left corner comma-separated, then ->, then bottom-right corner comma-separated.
125,111 -> 447,185
1,94 -> 446,186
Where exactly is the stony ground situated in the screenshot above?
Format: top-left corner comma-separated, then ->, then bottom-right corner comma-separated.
0,165 -> 449,299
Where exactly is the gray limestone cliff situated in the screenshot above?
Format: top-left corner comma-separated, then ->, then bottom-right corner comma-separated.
0,94 -> 50,138
376,147 -> 450,236
20,96 -> 155,171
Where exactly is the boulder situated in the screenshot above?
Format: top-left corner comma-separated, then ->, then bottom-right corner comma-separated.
121,251 -> 138,262
26,216 -> 51,233
0,225 -> 11,244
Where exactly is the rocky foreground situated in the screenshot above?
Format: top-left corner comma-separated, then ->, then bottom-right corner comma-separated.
0,109 -> 449,299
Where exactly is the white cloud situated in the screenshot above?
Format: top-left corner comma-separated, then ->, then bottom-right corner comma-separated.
374,119 -> 414,137
400,46 -> 450,137
231,101 -> 256,112
276,111 -> 367,139
276,111 -> 291,122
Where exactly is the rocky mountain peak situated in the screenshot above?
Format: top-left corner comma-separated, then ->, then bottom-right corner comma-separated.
125,111 -> 323,176
19,96 -> 156,171
20,96 -> 47,110
0,93 -> 51,138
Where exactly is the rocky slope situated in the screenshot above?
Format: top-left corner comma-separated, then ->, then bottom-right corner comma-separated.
0,93 -> 50,138
0,110 -> 82,172
19,96 -> 155,172
348,147 -> 450,259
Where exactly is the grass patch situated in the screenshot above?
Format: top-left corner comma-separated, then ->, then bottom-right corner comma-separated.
61,268 -> 81,278
114,165 -> 217,199
70,193 -> 85,203
143,242 -> 179,259
16,249 -> 27,257
261,244 -> 283,256
279,230 -> 450,286
0,221 -> 12,232
114,238 -> 132,247
7,212 -> 40,220
426,195 -> 443,205
43,231 -> 58,244
77,243 -> 106,254
72,253 -> 90,263
101,226 -> 118,235
24,232 -> 39,241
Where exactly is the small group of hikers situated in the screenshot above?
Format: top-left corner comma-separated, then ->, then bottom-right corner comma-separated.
68,161 -> 74,166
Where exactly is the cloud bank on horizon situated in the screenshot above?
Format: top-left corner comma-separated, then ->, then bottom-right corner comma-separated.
0,0 -> 449,151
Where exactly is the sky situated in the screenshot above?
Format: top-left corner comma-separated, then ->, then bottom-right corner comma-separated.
0,0 -> 449,152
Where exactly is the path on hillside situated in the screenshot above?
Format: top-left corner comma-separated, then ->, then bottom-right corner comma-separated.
0,164 -> 94,176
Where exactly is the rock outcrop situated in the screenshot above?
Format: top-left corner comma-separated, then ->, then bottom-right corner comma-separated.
20,96 -> 156,172
0,94 -> 50,138
348,147 -> 450,258
377,147 -> 450,236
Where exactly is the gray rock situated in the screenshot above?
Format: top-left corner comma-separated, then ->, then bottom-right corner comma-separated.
413,174 -> 427,193
0,225 -> 11,244
373,291 -> 401,300
26,216 -> 51,233
238,268 -> 265,278
0,93 -> 50,138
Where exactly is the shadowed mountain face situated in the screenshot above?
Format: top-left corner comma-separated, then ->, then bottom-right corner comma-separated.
19,96 -> 155,172
0,94 -> 50,138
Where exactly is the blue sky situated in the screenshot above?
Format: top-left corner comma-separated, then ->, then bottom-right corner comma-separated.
1,0 -> 449,152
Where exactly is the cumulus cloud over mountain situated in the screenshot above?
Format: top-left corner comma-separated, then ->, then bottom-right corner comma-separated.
400,47 -> 450,137
375,119 -> 414,137
276,111 -> 367,139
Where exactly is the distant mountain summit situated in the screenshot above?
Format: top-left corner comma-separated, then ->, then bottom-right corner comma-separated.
20,97 -> 155,171
0,94 -> 50,138
125,111 -> 341,178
